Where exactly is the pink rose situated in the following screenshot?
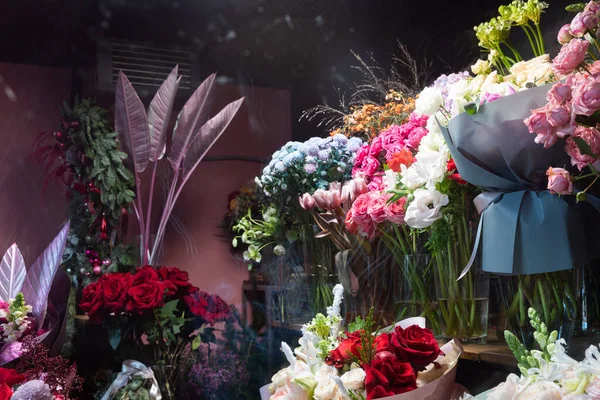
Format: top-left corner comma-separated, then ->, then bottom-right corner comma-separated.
565,126 -> 600,170
570,11 -> 599,37
552,39 -> 589,77
367,175 -> 384,191
353,145 -> 370,169
370,136 -> 383,157
546,167 -> 573,195
547,83 -> 572,103
361,156 -> 381,177
367,193 -> 389,224
524,107 -> 558,148
385,197 -> 407,225
357,219 -> 377,239
546,104 -> 575,138
299,193 -> 315,210
572,75 -> 600,116
558,24 -> 574,44
352,193 -> 372,223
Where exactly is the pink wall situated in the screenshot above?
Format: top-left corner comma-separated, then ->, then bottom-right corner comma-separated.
0,63 -> 70,265
161,84 -> 292,311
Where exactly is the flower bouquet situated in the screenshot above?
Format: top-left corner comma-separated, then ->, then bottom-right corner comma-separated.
261,284 -> 463,400
471,307 -> 600,399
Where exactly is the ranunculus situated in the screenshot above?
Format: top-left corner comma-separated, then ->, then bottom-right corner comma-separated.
299,193 -> 315,210
100,272 -> 132,313
360,156 -> 380,177
341,368 -> 366,391
570,10 -> 599,37
558,24 -> 574,44
553,38 -> 589,77
390,325 -> 443,371
157,266 -> 198,296
132,265 -> 160,286
0,367 -> 26,387
546,167 -> 573,195
572,75 -> 600,116
364,356 -> 417,400
351,193 -> 372,224
565,126 -> 600,170
329,331 -> 362,363
127,282 -> 167,312
387,148 -> 414,172
547,83 -> 572,103
415,87 -> 443,117
367,194 -> 388,224
79,280 -> 104,320
404,189 -> 449,229
385,197 -> 407,225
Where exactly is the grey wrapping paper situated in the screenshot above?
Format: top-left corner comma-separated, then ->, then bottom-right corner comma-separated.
440,84 -> 591,275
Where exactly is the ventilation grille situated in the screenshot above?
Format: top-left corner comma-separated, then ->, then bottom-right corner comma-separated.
110,40 -> 194,90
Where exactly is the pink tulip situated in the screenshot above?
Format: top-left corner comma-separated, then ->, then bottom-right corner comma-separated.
312,189 -> 329,209
299,193 -> 315,210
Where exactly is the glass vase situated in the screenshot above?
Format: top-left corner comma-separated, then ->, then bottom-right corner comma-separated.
498,268 -> 580,348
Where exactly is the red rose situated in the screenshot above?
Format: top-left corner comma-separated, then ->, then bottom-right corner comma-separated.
329,331 -> 362,363
184,292 -> 231,325
374,333 -> 391,354
390,325 -> 443,371
79,280 -> 104,320
157,267 -> 198,296
127,282 -> 167,312
0,383 -> 11,400
364,355 -> 416,400
100,273 -> 132,313
132,265 -> 160,286
0,367 -> 26,387
446,159 -> 467,185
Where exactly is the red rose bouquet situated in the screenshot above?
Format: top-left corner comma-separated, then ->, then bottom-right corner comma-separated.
79,265 -> 233,400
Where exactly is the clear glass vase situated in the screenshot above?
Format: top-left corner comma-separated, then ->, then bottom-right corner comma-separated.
498,268 -> 580,348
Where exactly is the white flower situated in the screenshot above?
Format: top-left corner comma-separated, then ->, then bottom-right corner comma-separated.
314,378 -> 343,400
315,364 -> 338,384
487,373 -> 520,400
326,284 -> 344,318
513,380 -> 562,400
291,370 -> 318,394
448,79 -> 471,101
400,151 -> 448,191
270,368 -> 289,391
11,380 -> 53,400
415,87 -> 443,116
405,189 -> 449,229
382,169 -> 397,191
419,125 -> 449,156
471,59 -> 491,75
506,54 -> 553,88
340,368 -> 366,390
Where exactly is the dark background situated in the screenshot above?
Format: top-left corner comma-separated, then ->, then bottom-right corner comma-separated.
0,0 -> 575,141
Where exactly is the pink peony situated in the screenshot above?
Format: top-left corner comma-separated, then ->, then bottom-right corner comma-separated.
370,136 -> 383,157
385,197 -> 407,225
405,126 -> 428,149
572,75 -> 600,116
299,193 -> 315,210
367,175 -> 384,191
565,126 -> 600,170
570,11 -> 599,37
552,39 -> 589,77
367,193 -> 389,224
353,145 -> 370,170
361,156 -> 381,177
558,24 -> 574,44
547,83 -> 572,103
351,193 -> 372,224
546,167 -> 573,195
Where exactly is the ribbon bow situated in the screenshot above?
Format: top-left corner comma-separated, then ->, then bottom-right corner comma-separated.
101,360 -> 162,400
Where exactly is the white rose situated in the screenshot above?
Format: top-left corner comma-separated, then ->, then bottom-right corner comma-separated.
340,368 -> 366,391
314,364 -> 338,384
487,373 -> 520,400
415,87 -> 443,116
471,59 -> 491,75
405,189 -> 449,229
314,378 -> 342,400
514,381 -> 562,400
479,71 -> 500,94
400,150 -> 448,191
448,79 -> 471,101
270,383 -> 311,400
506,55 -> 553,88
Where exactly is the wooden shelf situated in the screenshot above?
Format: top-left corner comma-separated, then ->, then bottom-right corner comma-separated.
453,337 -> 516,367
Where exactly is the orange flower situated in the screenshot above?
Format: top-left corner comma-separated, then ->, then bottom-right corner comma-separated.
387,149 -> 414,172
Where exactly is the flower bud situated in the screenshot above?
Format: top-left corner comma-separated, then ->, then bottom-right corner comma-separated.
298,193 -> 315,210
558,24 -> 574,44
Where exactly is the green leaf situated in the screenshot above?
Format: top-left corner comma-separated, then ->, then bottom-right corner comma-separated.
108,326 -> 122,350
160,300 -> 179,318
572,136 -> 600,158
566,3 -> 586,12
191,335 -> 201,350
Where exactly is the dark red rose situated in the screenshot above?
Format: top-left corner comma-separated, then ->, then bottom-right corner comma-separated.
0,367 -> 26,387
329,331 -> 362,363
446,159 -> 467,185
390,325 -> 443,371
100,272 -> 133,313
364,356 -> 417,400
79,280 -> 104,320
127,282 -> 166,312
132,265 -> 159,286
157,267 -> 198,296
374,332 -> 391,354
184,292 -> 231,325
0,383 -> 11,400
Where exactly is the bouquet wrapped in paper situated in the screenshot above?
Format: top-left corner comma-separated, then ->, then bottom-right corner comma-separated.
261,285 -> 463,400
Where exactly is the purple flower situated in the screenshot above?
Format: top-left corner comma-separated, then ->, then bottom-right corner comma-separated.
304,163 -> 317,174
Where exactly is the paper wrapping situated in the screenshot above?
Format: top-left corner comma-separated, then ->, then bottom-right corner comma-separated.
439,84 -> 600,275
260,317 -> 464,400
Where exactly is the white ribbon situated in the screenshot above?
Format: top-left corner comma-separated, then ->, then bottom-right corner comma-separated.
457,191 -> 502,281
101,360 -> 162,400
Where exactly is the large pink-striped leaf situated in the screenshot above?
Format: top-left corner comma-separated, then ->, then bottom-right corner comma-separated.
182,98 -> 244,179
21,222 -> 69,330
148,65 -> 180,162
0,243 -> 26,302
168,73 -> 216,170
115,71 -> 150,173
